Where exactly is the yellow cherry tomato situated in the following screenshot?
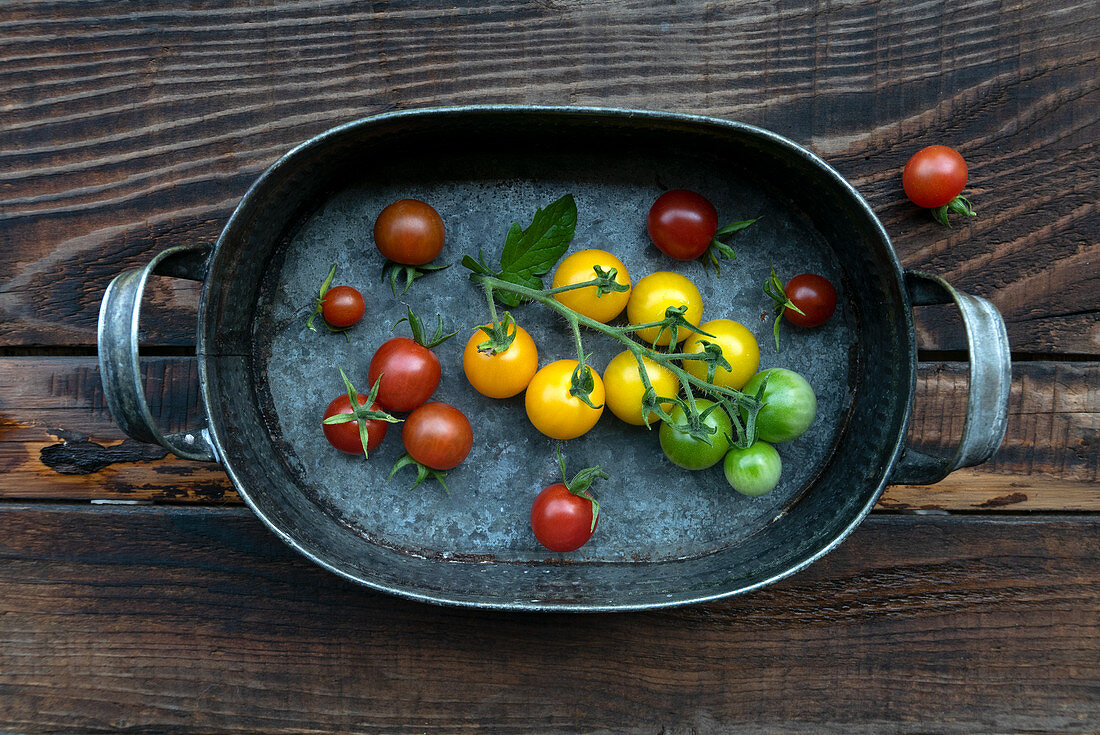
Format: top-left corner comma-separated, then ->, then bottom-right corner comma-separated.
463,323 -> 538,398
626,271 -> 703,346
551,249 -> 632,323
682,319 -> 760,390
524,359 -> 605,440
602,350 -> 680,426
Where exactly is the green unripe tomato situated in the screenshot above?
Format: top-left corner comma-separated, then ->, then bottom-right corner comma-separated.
741,368 -> 817,443
659,399 -> 732,470
723,441 -> 782,496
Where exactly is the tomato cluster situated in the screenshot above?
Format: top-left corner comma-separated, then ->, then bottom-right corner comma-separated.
320,317 -> 473,481
315,200 -> 472,489
309,188 -> 837,555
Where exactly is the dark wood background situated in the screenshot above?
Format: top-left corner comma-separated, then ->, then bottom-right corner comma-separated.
1,1 -> 1096,732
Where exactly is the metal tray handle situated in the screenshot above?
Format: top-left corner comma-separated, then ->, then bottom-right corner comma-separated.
97,244 -> 218,463
889,270 -> 1011,485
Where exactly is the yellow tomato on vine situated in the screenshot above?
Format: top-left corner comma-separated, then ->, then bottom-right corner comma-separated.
551,249 -> 632,323
524,360 -> 605,440
463,322 -> 539,399
681,319 -> 760,391
602,351 -> 679,426
626,271 -> 703,346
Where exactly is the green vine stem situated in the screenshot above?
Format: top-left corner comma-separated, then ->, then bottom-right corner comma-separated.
467,270 -> 764,448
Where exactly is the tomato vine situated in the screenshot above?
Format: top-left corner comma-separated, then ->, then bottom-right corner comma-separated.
465,268 -> 765,449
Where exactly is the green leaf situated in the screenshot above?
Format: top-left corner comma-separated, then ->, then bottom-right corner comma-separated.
458,195 -> 577,308
499,193 -> 578,281
492,270 -> 545,308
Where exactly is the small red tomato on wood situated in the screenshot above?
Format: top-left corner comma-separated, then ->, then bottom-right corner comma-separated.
902,145 -> 968,208
402,402 -> 473,471
321,285 -> 365,328
902,145 -> 976,225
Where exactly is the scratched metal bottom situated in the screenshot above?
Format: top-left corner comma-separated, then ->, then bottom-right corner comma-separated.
201,108 -> 911,610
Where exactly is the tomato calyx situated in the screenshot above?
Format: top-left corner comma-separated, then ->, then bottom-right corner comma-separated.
762,265 -> 806,350
394,305 -> 457,349
306,264 -> 356,340
320,368 -> 402,459
930,195 -> 977,227
568,358 -> 604,410
475,312 -> 520,355
382,260 -> 451,297
702,218 -> 759,277
555,445 -> 604,532
624,305 -> 716,350
587,264 -> 631,298
676,399 -> 731,446
691,340 -> 733,383
389,452 -> 450,493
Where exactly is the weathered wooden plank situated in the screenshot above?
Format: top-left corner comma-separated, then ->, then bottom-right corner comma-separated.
0,356 -> 1095,510
0,357 -> 234,502
1,0 -> 1096,352
0,506 -> 1095,734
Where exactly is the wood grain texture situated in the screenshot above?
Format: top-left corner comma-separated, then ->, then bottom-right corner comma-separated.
0,356 -> 1095,509
1,0 -> 1096,352
0,505 -> 1095,734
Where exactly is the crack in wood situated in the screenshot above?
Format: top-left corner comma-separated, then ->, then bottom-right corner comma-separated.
39,438 -> 167,475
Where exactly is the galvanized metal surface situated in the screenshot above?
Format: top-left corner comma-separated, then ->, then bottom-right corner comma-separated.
890,272 -> 1013,485
97,244 -> 217,463
97,106 -> 1011,610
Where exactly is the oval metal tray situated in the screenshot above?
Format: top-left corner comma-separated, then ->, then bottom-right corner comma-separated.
247,112 -> 867,604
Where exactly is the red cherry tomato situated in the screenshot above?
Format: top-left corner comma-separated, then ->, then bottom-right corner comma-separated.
322,393 -> 388,454
321,285 -> 365,328
374,199 -> 445,265
402,402 -> 473,471
902,145 -> 968,209
367,337 -> 441,412
784,274 -> 837,328
646,189 -> 718,260
530,483 -> 597,552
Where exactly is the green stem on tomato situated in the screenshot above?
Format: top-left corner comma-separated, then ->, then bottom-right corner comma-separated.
482,280 -> 501,327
